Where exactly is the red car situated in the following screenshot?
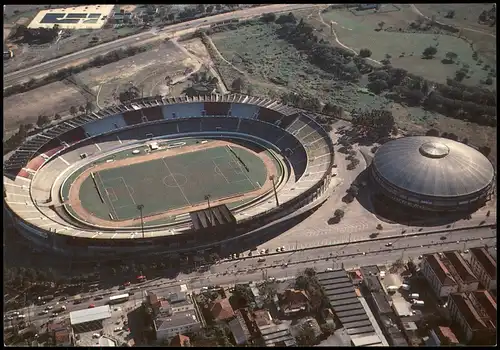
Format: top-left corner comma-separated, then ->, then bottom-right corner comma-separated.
123,282 -> 131,287
88,304 -> 95,308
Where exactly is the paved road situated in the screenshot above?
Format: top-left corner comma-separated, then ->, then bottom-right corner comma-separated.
4,4 -> 322,88
7,225 -> 495,326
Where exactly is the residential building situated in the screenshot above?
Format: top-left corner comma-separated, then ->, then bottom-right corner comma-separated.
469,247 -> 497,291
428,326 -> 460,346
442,251 -> 479,292
209,298 -> 235,322
447,290 -> 496,345
279,289 -> 310,316
228,310 -> 251,345
170,334 -> 190,347
421,253 -> 459,298
147,291 -> 203,343
258,323 -> 296,347
48,319 -> 72,346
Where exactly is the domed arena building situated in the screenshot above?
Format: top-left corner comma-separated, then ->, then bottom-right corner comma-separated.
370,136 -> 495,212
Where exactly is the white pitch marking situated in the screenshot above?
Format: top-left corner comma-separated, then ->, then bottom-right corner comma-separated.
95,143 -> 101,151
58,156 -> 70,165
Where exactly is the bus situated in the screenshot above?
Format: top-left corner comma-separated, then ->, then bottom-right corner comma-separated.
108,293 -> 130,305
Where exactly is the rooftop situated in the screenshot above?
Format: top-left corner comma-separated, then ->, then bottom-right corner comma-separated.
154,310 -> 200,331
436,326 -> 460,344
449,293 -> 493,331
209,298 -> 235,321
470,247 -> 497,279
443,251 -> 479,284
98,336 -> 116,347
69,305 -> 111,325
424,254 -> 457,286
471,290 -> 497,326
170,334 -> 190,347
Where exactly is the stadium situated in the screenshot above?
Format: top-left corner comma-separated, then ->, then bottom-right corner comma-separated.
370,136 -> 495,212
4,94 -> 335,259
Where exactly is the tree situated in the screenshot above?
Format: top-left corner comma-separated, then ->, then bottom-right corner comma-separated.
85,101 -> 94,114
54,113 -> 61,120
425,128 -> 440,137
445,10 -> 455,19
455,70 -> 466,82
445,51 -> 458,63
320,323 -> 335,336
296,326 -> 317,346
359,48 -> 372,58
261,12 -> 276,23
478,145 -> 491,157
367,79 -> 388,94
334,209 -> 345,219
206,5 -> 214,13
215,4 -> 222,11
78,105 -> 85,113
69,106 -> 77,115
422,46 -> 438,59
230,77 -> 245,93
36,115 -> 50,127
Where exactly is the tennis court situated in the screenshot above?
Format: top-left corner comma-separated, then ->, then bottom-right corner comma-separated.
78,146 -> 268,221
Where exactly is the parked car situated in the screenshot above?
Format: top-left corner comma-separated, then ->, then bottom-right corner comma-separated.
385,242 -> 393,247
280,246 -> 285,252
88,304 -> 95,308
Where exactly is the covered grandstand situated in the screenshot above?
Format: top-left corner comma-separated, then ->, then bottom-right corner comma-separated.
3,94 -> 334,258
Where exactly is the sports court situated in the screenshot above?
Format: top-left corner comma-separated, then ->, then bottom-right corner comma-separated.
28,5 -> 114,29
78,146 -> 268,221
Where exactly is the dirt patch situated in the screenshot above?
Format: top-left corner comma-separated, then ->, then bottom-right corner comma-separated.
67,140 -> 278,228
3,81 -> 86,137
74,41 -> 193,107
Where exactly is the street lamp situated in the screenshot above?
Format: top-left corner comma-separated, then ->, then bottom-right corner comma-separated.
269,175 -> 279,207
137,204 -> 145,239
204,194 -> 213,225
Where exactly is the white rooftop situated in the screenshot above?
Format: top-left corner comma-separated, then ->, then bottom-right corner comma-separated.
69,305 -> 111,325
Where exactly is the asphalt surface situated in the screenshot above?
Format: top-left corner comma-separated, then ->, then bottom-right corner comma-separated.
4,4 -> 321,88
6,225 -> 496,327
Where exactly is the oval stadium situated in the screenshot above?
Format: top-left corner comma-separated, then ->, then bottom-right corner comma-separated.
4,94 -> 335,258
370,136 -> 495,212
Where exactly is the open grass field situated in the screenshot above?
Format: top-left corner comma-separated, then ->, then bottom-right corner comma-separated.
211,21 -> 387,110
76,145 -> 268,222
319,8 -> 493,87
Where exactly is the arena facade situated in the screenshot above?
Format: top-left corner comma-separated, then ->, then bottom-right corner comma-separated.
4,94 -> 335,259
371,136 -> 495,212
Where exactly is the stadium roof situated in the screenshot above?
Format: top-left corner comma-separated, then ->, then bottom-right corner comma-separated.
69,305 -> 111,325
372,136 -> 494,198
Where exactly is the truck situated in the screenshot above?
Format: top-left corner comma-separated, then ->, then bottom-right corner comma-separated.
38,295 -> 54,303
386,286 -> 399,293
409,293 -> 420,299
73,295 -> 82,304
54,305 -> 67,313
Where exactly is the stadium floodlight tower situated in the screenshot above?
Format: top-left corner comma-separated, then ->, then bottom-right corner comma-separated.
137,204 -> 145,239
269,175 -> 279,207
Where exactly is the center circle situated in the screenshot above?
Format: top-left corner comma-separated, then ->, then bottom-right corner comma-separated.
163,173 -> 188,188
419,142 -> 450,159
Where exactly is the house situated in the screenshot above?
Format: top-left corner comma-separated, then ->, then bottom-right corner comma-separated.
442,251 -> 479,292
258,323 -> 296,347
469,247 -> 497,291
421,253 -> 459,298
279,289 -> 310,316
48,319 -> 72,346
209,298 -> 235,322
170,334 -> 190,347
228,310 -> 251,345
447,290 -> 496,345
252,309 -> 273,328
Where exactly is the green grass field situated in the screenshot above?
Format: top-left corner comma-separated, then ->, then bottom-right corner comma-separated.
78,146 -> 269,221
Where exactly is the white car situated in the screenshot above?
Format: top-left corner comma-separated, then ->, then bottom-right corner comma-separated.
17,315 -> 26,319
46,306 -> 53,310
114,327 -> 122,332
464,249 -> 470,254
326,268 -> 333,271
280,246 -> 285,252
92,333 -> 100,339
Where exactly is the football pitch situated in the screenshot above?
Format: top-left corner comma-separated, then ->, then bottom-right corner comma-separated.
78,146 -> 268,221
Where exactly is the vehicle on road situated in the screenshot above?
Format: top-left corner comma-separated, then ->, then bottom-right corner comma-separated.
280,246 -> 285,252
45,306 -> 53,310
326,268 -> 333,271
440,236 -> 447,240
92,333 -> 100,339
418,255 -> 423,259
94,296 -> 104,301
265,248 -> 269,254
108,293 -> 130,305
114,327 -> 121,332
136,275 -> 147,283
54,305 -> 67,313
59,296 -> 67,301
118,285 -> 126,290
411,300 -> 425,306
369,232 -> 379,238
88,304 -> 95,308
464,249 -> 469,254
39,310 -> 49,315
409,293 -> 420,299
123,282 -> 131,287
386,286 -> 398,293
385,242 -> 393,247
276,248 -> 280,252
258,258 -> 266,262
